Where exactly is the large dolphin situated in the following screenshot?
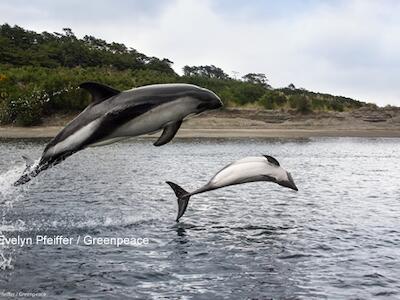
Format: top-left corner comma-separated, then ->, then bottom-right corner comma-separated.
166,155 -> 298,221
14,82 -> 223,186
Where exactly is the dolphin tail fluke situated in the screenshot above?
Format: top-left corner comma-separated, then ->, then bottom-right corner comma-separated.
14,161 -> 49,186
13,173 -> 33,186
166,181 -> 191,222
14,155 -> 36,186
14,150 -> 75,187
13,166 -> 40,186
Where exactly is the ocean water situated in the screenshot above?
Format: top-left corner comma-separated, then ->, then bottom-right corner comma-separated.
0,137 -> 399,299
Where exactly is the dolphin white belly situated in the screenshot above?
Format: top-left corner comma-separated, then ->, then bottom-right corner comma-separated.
210,161 -> 272,188
48,119 -> 102,156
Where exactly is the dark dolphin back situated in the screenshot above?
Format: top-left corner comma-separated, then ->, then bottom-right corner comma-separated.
109,83 -> 207,107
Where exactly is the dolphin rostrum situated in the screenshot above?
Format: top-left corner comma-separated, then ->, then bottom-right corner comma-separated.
166,155 -> 298,221
14,82 -> 223,186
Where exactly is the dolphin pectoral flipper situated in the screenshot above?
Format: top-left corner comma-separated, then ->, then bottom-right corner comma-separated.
153,120 -> 182,146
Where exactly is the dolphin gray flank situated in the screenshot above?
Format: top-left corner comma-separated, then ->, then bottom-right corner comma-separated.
14,82 -> 223,186
166,155 -> 298,221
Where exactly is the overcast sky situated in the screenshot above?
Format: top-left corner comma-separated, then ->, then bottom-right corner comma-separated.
1,0 -> 399,106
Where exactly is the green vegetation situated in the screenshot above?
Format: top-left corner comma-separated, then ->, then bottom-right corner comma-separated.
0,24 -> 366,126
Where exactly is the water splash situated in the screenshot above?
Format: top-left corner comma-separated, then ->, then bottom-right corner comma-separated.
0,164 -> 29,271
2,213 -> 154,234
0,164 -> 26,207
0,253 -> 13,270
8,85 -> 79,111
0,219 -> 26,232
37,85 -> 79,104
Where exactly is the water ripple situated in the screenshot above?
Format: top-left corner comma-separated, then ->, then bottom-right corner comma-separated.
0,137 -> 399,298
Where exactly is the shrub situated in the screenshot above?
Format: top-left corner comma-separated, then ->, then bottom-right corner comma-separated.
288,94 -> 313,113
0,62 -> 369,126
0,65 -> 181,125
330,100 -> 344,112
230,82 -> 265,105
259,91 -> 287,109
3,88 -> 47,126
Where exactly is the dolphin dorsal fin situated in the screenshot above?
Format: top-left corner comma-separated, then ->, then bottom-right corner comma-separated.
153,120 -> 182,146
263,155 -> 280,166
79,82 -> 120,103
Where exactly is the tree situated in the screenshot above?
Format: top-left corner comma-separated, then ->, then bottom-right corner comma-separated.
230,82 -> 265,105
0,24 -> 176,74
145,58 -> 175,74
242,73 -> 271,88
182,65 -> 229,79
62,28 -> 75,38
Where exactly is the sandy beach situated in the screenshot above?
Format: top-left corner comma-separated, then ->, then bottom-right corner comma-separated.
0,126 -> 399,139
1,107 -> 399,138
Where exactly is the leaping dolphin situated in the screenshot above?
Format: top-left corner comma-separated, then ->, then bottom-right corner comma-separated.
166,155 -> 298,221
14,82 -> 223,186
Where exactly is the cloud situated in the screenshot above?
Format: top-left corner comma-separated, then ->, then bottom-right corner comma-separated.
0,0 -> 399,105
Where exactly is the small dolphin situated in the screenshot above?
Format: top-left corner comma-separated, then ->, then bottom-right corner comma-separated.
14,82 -> 222,186
166,155 -> 298,221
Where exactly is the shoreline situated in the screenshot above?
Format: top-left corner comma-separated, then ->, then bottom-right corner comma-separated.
1,109 -> 399,139
0,126 -> 399,139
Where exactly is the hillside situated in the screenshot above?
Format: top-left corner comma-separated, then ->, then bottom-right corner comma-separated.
0,24 -> 377,126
